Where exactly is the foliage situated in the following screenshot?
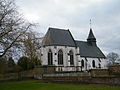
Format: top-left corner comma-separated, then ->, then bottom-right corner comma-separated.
17,56 -> 29,70
7,57 -> 15,67
0,57 -> 8,73
0,0 -> 41,73
17,56 -> 41,71
33,56 -> 41,66
0,57 -> 18,73
21,30 -> 42,62
0,57 -> 7,65
0,81 -> 120,90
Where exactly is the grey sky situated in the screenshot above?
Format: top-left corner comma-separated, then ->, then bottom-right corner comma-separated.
16,0 -> 120,55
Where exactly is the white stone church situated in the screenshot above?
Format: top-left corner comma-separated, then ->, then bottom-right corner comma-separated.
40,27 -> 107,72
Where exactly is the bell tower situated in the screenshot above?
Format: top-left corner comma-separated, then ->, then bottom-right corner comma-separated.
87,19 -> 97,46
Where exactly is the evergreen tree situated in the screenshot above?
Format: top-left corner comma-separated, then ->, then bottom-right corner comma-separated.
18,56 -> 29,70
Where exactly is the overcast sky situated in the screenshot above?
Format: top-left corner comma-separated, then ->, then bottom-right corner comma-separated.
16,0 -> 120,55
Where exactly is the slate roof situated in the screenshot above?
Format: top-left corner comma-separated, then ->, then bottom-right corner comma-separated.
76,41 -> 106,58
42,27 -> 76,47
42,27 -> 106,58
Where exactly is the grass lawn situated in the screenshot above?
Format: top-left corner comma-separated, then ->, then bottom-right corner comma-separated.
0,80 -> 120,90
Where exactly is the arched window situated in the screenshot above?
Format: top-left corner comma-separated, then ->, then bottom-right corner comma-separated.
81,59 -> 84,67
48,49 -> 53,65
58,49 -> 63,65
69,50 -> 74,65
92,60 -> 95,68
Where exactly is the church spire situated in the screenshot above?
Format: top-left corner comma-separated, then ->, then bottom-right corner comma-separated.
87,28 -> 96,40
87,19 -> 97,46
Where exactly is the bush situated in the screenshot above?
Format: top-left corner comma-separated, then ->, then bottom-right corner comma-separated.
18,56 -> 29,71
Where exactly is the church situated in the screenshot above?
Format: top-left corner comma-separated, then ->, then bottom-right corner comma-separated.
40,27 -> 107,72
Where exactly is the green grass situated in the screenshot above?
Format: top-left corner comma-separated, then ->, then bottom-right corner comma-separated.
0,80 -> 120,90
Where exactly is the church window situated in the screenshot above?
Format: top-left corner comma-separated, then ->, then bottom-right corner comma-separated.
81,59 -> 84,67
92,60 -> 95,68
58,49 -> 63,65
48,49 -> 53,65
69,50 -> 74,65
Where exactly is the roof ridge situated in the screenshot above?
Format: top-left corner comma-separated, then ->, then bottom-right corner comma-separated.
49,27 -> 68,31
75,40 -> 86,42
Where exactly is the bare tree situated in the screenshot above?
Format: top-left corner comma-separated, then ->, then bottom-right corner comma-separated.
0,0 -> 34,57
22,31 -> 42,60
107,52 -> 119,65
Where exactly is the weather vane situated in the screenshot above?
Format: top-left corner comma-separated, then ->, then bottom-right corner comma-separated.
90,19 -> 92,29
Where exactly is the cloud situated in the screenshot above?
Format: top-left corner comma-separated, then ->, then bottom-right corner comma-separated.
16,0 -> 120,55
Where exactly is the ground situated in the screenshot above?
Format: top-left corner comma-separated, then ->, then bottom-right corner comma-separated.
0,80 -> 120,90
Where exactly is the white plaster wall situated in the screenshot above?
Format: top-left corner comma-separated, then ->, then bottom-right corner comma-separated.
41,46 -> 79,67
87,58 -> 100,69
100,58 -> 108,69
80,57 -> 87,71
80,57 -> 107,71
40,46 -> 107,71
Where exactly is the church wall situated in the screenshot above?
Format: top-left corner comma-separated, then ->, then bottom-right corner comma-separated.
41,46 -> 80,67
80,57 -> 86,71
40,47 -> 48,66
41,46 -> 107,71
87,58 -> 101,70
99,58 -> 108,69
80,57 -> 107,71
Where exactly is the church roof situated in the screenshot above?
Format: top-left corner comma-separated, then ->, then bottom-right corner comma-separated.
42,27 -> 76,47
76,41 -> 105,58
42,27 -> 106,58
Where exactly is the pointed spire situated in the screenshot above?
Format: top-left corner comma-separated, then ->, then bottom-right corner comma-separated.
87,28 -> 96,40
87,19 -> 96,40
87,28 -> 97,46
87,19 -> 97,46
